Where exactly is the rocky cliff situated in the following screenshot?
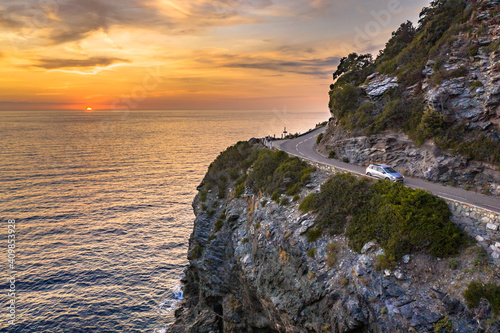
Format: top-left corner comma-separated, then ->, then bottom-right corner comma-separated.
168,141 -> 500,333
319,0 -> 500,196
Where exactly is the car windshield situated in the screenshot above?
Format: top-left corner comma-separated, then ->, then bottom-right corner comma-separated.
384,167 -> 397,173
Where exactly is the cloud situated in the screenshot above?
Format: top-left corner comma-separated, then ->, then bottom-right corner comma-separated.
35,56 -> 129,69
0,0 -> 270,46
203,53 -> 340,77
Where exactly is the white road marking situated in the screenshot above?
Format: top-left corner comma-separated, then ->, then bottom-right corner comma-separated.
438,192 -> 467,201
283,134 -> 500,213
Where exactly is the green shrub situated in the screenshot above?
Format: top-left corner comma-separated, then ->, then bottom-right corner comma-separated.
234,182 -> 245,198
188,245 -> 203,260
377,21 -> 416,67
473,246 -> 489,268
316,133 -> 324,145
293,194 -> 300,202
307,247 -> 317,258
307,227 -> 322,242
347,103 -> 375,132
414,108 -> 445,146
204,141 -> 256,189
261,199 -> 268,207
328,150 -> 337,159
280,197 -> 289,206
228,167 -> 240,180
488,39 -> 500,52
235,174 -> 247,186
214,219 -> 224,232
299,193 -> 316,213
242,238 -> 249,244
463,282 -> 500,316
305,174 -> 465,261
325,242 -> 339,267
207,209 -> 216,217
377,254 -> 397,270
246,149 -> 312,195
342,157 -> 350,163
433,317 -> 452,333
348,179 -> 465,260
271,191 -> 280,203
329,84 -> 360,119
468,44 -> 479,57
371,99 -> 403,133
433,66 -> 469,85
312,174 -> 370,235
200,191 -> 207,202
470,80 -> 483,90
454,133 -> 500,166
286,183 -> 301,196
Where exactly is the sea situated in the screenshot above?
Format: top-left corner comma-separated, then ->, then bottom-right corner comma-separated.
0,109 -> 329,332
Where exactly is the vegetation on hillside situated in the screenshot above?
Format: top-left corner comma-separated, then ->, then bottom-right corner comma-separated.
300,174 -> 466,261
464,281 -> 500,316
201,141 -> 314,200
328,0 -> 500,165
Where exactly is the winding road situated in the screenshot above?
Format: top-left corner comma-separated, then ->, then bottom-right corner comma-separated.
273,127 -> 500,214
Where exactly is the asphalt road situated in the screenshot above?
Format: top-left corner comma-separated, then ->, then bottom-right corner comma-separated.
274,127 -> 500,214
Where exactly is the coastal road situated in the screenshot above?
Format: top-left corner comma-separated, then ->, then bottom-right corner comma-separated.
274,127 -> 500,214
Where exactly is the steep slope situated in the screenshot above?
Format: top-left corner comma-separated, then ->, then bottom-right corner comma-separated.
168,141 -> 500,333
318,0 -> 500,195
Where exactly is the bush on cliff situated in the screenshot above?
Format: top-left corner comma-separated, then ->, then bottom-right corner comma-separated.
306,174 -> 466,260
202,142 -> 315,201
246,150 -> 314,196
464,281 -> 500,316
203,141 -> 257,193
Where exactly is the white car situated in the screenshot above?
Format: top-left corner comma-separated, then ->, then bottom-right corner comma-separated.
366,164 -> 404,183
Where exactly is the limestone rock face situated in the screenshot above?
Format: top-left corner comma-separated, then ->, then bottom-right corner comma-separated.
318,121 -> 500,196
168,168 -> 498,333
361,74 -> 399,98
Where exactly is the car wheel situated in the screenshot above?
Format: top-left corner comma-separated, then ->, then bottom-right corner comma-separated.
385,177 -> 390,181
366,172 -> 371,176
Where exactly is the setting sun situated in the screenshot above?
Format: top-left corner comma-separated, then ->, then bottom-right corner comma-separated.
86,107 -> 92,112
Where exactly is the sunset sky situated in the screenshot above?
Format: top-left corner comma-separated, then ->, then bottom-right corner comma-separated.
0,0 -> 430,111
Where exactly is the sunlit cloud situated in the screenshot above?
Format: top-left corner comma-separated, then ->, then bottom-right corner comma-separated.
35,56 -> 129,69
0,0 -> 431,110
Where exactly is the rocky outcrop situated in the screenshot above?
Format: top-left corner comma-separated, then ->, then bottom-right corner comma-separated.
361,74 -> 398,98
422,35 -> 500,125
168,163 -> 500,333
322,0 -> 500,196
317,120 -> 500,196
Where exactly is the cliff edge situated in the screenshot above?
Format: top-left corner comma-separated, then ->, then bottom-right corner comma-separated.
168,141 -> 500,333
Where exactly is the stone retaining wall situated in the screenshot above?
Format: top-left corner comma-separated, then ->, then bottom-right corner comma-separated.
449,201 -> 500,261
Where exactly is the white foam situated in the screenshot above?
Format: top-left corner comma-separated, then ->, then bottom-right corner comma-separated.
158,283 -> 184,314
153,326 -> 170,333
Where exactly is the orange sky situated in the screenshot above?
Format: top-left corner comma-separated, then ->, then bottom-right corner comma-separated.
0,0 -> 430,111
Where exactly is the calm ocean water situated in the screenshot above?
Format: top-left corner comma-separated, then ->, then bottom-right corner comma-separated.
0,109 -> 329,332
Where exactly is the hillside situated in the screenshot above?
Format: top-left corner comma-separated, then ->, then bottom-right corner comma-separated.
168,141 -> 500,333
318,0 -> 500,195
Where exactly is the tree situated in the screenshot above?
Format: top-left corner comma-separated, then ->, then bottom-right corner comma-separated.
333,53 -> 373,81
377,21 -> 416,61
